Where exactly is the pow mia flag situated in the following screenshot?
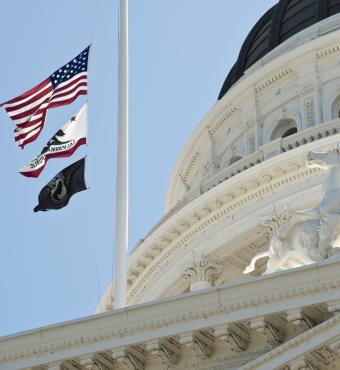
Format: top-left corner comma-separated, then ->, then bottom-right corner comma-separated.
34,158 -> 87,212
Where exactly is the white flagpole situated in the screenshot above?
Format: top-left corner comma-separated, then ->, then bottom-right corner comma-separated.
114,0 -> 129,309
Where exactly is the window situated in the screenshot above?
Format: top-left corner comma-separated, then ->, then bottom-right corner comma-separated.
331,95 -> 340,120
270,119 -> 297,140
281,127 -> 297,138
229,155 -> 242,165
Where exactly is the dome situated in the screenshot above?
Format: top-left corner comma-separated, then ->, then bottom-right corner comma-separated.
218,0 -> 340,99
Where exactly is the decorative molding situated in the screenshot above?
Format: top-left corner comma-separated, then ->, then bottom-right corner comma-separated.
310,346 -> 335,368
47,364 -> 63,370
180,152 -> 201,184
146,338 -> 180,365
111,347 -> 145,370
259,209 -> 292,240
2,270 -> 340,366
247,133 -> 256,153
286,308 -> 314,333
127,163 -> 321,303
249,317 -> 282,346
255,66 -> 293,94
214,324 -> 249,352
328,338 -> 340,354
208,106 -> 239,138
183,256 -> 223,291
316,42 -> 340,59
128,132 -> 340,302
298,84 -> 315,97
289,357 -> 318,370
79,356 -> 101,370
304,96 -> 316,127
327,299 -> 340,316
241,119 -> 258,133
179,331 -> 215,359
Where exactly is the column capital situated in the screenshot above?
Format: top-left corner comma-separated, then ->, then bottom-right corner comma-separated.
183,256 -> 223,291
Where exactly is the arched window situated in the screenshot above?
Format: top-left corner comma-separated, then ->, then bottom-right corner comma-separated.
270,119 -> 297,140
229,155 -> 242,165
331,95 -> 340,120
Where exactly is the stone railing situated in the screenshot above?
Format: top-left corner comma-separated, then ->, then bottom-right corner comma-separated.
281,119 -> 340,152
202,118 -> 340,194
2,259 -> 340,370
136,119 -> 340,250
202,150 -> 264,193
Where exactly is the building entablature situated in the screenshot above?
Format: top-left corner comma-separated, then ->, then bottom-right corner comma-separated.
97,133 -> 340,308
165,15 -> 340,212
3,258 -> 340,370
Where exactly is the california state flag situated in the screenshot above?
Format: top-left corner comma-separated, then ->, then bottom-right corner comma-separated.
20,104 -> 87,178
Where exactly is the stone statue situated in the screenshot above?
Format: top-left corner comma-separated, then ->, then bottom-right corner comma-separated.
244,146 -> 340,275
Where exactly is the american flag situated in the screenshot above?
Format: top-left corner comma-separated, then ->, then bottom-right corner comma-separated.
1,45 -> 90,149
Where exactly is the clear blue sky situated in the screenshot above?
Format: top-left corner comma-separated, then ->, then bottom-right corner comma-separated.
0,0 -> 277,336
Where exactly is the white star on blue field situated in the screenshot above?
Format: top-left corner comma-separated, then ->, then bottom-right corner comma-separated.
50,46 -> 89,88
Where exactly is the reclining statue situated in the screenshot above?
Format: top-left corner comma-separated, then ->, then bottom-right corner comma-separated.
244,145 -> 340,275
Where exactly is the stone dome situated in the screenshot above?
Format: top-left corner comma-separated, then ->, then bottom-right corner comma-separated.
218,0 -> 340,99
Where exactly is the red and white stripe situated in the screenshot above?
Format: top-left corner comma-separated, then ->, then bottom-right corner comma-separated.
1,72 -> 88,148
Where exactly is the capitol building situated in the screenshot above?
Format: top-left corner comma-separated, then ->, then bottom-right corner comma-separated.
4,0 -> 340,369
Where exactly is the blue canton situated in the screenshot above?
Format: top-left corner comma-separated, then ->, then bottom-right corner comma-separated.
50,45 -> 90,89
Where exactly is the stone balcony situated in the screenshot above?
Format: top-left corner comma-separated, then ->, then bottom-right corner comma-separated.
203,118 -> 340,194
144,118 -> 340,245
2,257 -> 340,370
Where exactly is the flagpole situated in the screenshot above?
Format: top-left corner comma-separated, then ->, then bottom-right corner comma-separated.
114,0 -> 129,309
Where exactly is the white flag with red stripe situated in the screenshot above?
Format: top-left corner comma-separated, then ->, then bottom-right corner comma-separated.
1,45 -> 90,149
20,104 -> 88,178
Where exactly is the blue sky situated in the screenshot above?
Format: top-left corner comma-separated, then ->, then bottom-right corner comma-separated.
0,0 -> 277,336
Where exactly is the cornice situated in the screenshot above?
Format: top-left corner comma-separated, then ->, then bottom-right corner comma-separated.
180,152 -> 201,183
255,65 -> 293,95
207,106 -> 239,138
317,42 -> 340,59
2,259 -> 340,367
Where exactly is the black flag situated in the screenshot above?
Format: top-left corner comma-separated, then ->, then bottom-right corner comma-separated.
34,158 -> 87,212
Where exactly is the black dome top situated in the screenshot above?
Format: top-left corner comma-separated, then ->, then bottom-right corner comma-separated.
218,0 -> 340,100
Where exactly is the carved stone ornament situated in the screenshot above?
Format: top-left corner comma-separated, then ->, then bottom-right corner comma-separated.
247,133 -> 256,153
146,338 -> 180,365
241,119 -> 257,133
183,256 -> 223,291
179,331 -> 215,359
249,317 -> 282,346
111,347 -> 145,370
259,208 -> 292,240
47,365 -> 62,370
327,299 -> 340,316
79,356 -> 101,370
304,96 -> 315,127
310,346 -> 335,368
245,146 -> 340,275
214,324 -> 250,352
289,357 -> 318,370
286,308 -> 314,333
